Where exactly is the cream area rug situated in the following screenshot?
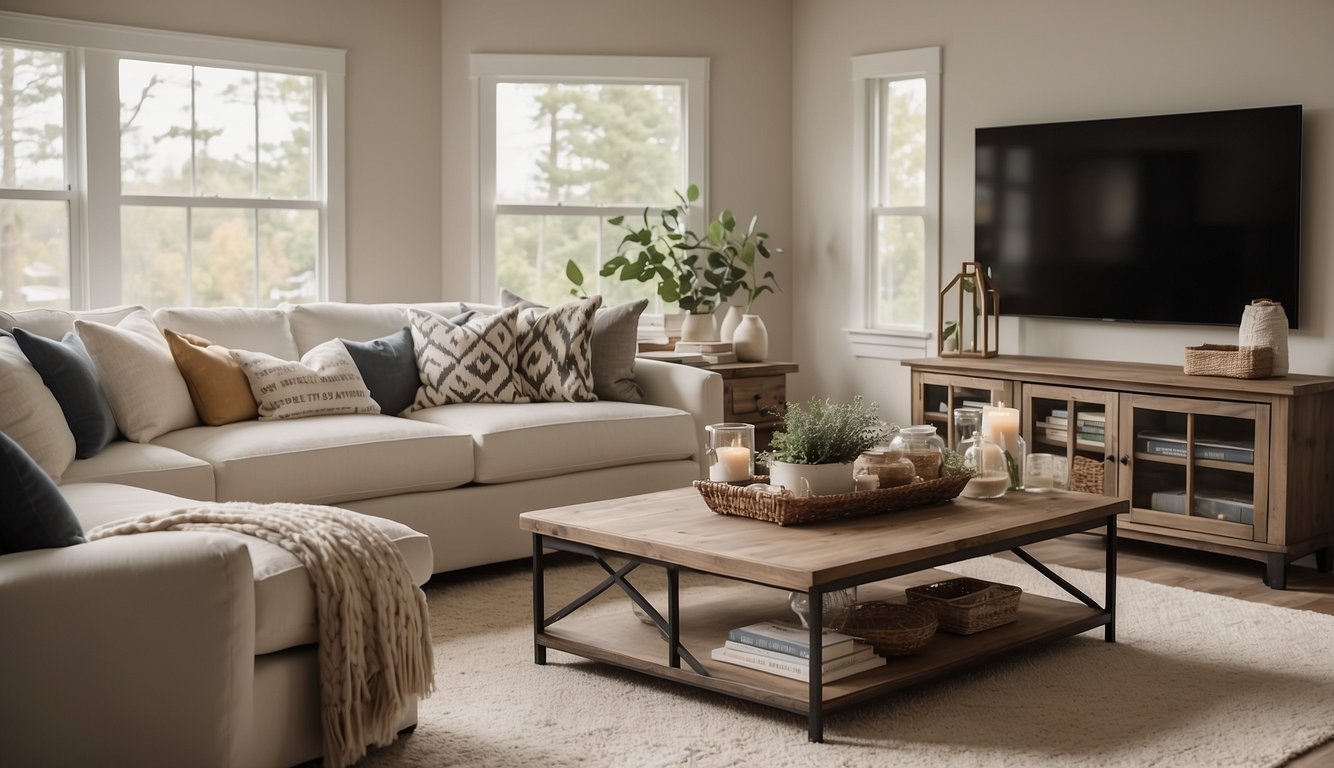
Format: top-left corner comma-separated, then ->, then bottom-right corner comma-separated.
359,555 -> 1334,767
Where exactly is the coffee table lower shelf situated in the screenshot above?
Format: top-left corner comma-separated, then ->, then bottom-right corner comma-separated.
536,574 -> 1107,720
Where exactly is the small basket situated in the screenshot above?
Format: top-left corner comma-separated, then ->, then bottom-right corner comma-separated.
693,475 -> 971,526
905,577 -> 1021,635
1184,344 -> 1272,379
842,601 -> 937,656
1070,455 -> 1104,495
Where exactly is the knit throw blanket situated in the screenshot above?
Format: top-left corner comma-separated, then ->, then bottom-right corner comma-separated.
88,502 -> 435,768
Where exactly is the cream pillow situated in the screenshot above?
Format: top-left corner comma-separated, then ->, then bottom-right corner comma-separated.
75,310 -> 199,443
231,339 -> 381,420
0,333 -> 76,481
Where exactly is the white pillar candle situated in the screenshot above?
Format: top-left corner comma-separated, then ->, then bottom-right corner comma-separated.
982,403 -> 1021,454
710,446 -> 753,482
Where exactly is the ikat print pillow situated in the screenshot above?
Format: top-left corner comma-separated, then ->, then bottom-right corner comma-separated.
514,296 -> 601,402
405,306 -> 527,410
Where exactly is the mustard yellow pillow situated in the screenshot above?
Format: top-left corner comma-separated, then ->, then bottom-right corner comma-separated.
164,329 -> 259,426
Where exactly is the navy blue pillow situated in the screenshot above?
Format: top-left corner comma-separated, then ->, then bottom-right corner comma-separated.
0,430 -> 85,555
11,328 -> 119,458
340,327 -> 419,416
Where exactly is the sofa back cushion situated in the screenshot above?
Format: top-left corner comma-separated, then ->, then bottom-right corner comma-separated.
0,304 -> 143,341
153,306 -> 299,360
285,301 -> 499,354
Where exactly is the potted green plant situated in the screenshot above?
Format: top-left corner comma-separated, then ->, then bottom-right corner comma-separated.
759,396 -> 894,496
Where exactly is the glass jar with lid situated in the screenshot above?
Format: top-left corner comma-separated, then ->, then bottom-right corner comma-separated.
853,447 -> 917,488
889,425 -> 946,480
953,407 -> 983,451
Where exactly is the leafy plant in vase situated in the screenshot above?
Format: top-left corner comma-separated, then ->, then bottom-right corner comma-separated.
759,395 -> 893,496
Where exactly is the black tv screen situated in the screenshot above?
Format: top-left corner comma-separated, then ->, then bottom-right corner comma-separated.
974,105 -> 1302,327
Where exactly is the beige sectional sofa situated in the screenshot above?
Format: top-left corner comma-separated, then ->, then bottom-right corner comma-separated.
0,300 -> 722,768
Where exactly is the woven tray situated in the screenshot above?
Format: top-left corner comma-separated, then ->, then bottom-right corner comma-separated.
842,601 -> 937,656
693,474 -> 971,526
1184,344 -> 1272,379
904,577 -> 1021,635
1070,455 -> 1104,495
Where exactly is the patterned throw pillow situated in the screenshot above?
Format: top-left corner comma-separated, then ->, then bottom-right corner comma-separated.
405,306 -> 527,410
515,296 -> 601,402
231,339 -> 381,420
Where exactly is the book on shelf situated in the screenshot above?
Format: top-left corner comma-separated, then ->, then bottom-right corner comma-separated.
1148,488 -> 1255,524
700,351 -> 738,365
961,400 -> 992,410
726,621 -> 858,660
1076,411 -> 1105,422
636,350 -> 708,366
722,639 -> 877,667
1137,431 -> 1254,464
1050,409 -> 1069,418
710,645 -> 887,683
675,340 -> 735,353
1076,433 -> 1105,445
1045,415 -> 1069,428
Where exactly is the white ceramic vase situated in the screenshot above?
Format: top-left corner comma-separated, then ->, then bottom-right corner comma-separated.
680,312 -> 717,342
733,314 -> 768,362
719,305 -> 745,342
768,460 -> 855,497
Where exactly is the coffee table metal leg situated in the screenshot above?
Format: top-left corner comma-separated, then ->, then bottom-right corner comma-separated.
1105,514 -> 1117,643
668,566 -> 681,668
533,533 -> 547,665
807,588 -> 824,743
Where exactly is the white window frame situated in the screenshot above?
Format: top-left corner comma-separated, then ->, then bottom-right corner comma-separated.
469,53 -> 708,303
848,47 -> 941,360
0,10 -> 346,308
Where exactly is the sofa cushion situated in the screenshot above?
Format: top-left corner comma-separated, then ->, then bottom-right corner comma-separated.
153,306 -> 299,360
75,309 -> 199,442
163,330 -> 260,426
232,340 -> 380,420
406,401 -> 696,484
0,304 -> 143,340
406,307 -> 527,409
11,330 -> 119,458
0,333 -> 77,481
284,301 -> 473,354
514,297 -> 600,403
58,482 -> 432,656
153,414 -> 474,504
61,441 -> 216,500
0,431 -> 84,555
340,327 -> 418,416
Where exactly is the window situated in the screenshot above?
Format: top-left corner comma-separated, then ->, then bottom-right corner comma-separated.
849,47 -> 941,359
0,11 -> 344,310
472,54 -> 707,307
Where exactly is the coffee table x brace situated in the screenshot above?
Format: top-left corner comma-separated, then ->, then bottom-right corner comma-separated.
519,486 -> 1125,742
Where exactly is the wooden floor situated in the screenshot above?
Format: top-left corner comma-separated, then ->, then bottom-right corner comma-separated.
1014,534 -> 1334,767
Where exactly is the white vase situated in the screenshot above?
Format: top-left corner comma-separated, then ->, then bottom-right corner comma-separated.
733,314 -> 768,362
768,460 -> 855,497
718,305 -> 745,342
680,312 -> 717,342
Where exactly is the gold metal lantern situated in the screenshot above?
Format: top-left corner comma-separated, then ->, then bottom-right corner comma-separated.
938,262 -> 999,358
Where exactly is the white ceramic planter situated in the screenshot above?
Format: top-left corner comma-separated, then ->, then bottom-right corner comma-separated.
733,314 -> 768,362
768,460 -> 855,497
680,312 -> 717,342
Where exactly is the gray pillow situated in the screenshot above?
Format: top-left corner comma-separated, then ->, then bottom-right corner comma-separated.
500,289 -> 647,403
340,327 -> 418,416
10,328 -> 118,458
0,430 -> 84,555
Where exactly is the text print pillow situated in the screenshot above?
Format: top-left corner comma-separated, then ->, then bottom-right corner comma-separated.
231,339 -> 380,420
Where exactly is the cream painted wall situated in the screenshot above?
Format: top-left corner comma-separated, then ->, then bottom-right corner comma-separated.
0,0 -> 444,302
441,0 -> 794,360
793,0 -> 1334,427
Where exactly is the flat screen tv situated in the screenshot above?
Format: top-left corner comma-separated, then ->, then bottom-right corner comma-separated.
974,105 -> 1302,327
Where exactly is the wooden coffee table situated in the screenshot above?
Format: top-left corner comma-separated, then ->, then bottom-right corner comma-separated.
519,486 -> 1126,742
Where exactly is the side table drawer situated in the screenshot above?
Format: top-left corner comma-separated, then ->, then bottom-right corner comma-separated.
726,376 -> 786,424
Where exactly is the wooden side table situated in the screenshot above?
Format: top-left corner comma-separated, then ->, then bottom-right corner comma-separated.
705,361 -> 798,451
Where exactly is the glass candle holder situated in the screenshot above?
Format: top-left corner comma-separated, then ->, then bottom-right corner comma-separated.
706,422 -> 755,483
981,404 -> 1027,491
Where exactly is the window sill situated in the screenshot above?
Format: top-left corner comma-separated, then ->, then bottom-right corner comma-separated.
845,328 -> 932,360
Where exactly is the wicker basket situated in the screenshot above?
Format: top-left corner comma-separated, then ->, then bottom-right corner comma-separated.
904,577 -> 1021,635
693,475 -> 971,526
1070,455 -> 1104,495
842,601 -> 937,656
1184,344 -> 1272,379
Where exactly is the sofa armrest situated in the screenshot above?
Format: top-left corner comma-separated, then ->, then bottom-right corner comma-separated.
634,357 -> 724,478
0,532 -> 255,768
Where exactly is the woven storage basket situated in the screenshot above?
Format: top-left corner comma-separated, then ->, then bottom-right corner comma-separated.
1070,455 -> 1104,495
905,577 -> 1021,635
693,475 -> 970,526
1183,344 -> 1272,379
842,601 -> 937,656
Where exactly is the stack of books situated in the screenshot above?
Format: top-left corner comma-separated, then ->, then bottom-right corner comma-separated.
1035,409 -> 1105,447
674,340 -> 737,364
710,620 -> 886,682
